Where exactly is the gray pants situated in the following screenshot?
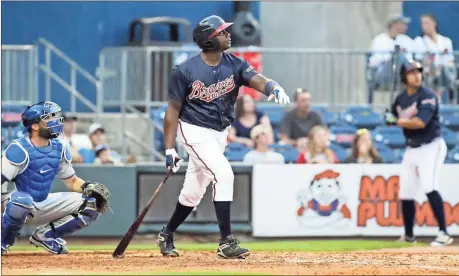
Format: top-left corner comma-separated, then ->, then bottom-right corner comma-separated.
1,191 -> 84,225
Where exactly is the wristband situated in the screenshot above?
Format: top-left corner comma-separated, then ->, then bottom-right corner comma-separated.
264,80 -> 279,96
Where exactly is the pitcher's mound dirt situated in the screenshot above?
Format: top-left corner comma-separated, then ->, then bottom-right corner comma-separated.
2,246 -> 459,275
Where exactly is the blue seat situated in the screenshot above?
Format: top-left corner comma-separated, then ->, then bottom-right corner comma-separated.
257,105 -> 286,128
441,127 -> 459,149
392,148 -> 406,163
372,126 -> 406,149
329,125 -> 358,148
440,105 -> 459,131
329,142 -> 349,163
447,146 -> 459,163
311,105 -> 339,126
269,144 -> 299,163
374,142 -> 397,163
340,106 -> 384,130
224,143 -> 250,162
151,105 -> 167,152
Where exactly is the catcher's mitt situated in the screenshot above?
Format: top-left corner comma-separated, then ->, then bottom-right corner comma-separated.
81,181 -> 111,214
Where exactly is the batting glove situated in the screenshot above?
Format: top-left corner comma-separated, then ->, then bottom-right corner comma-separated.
267,86 -> 290,104
165,148 -> 182,173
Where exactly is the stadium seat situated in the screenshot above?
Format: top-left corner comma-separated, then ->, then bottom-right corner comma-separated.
340,105 -> 384,130
440,105 -> 459,131
392,148 -> 406,163
447,146 -> 459,163
269,144 -> 299,163
151,105 -> 167,152
374,142 -> 397,163
311,105 -> 339,126
224,143 -> 250,162
372,126 -> 406,149
329,142 -> 349,163
441,127 -> 459,149
329,125 -> 357,148
257,105 -> 286,128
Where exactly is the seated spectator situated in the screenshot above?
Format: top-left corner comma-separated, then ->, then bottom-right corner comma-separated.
279,88 -> 324,147
93,144 -> 123,165
413,14 -> 457,102
297,125 -> 338,164
229,95 -> 273,148
61,113 -> 84,163
243,124 -> 285,165
369,15 -> 414,87
344,129 -> 383,164
79,123 -> 121,163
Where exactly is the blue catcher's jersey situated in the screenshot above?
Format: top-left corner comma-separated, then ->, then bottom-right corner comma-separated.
168,52 -> 259,131
2,137 -> 74,202
391,86 -> 441,147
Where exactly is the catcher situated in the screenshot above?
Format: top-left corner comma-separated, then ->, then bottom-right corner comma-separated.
1,101 -> 111,255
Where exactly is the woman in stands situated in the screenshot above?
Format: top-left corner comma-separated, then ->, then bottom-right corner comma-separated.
344,128 -> 383,164
228,95 -> 273,148
296,125 -> 338,164
413,14 -> 457,103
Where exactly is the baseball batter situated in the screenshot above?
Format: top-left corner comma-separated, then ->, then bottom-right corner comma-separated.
157,15 -> 290,259
386,61 -> 453,246
1,101 -> 111,255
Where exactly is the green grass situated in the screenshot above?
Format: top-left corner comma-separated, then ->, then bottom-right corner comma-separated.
11,239 -> 422,253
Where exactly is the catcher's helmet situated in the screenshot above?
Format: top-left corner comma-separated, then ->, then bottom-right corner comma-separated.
193,15 -> 233,50
400,60 -> 423,84
22,101 -> 63,135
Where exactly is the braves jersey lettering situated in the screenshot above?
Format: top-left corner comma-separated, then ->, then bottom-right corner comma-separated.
391,86 -> 440,146
169,52 -> 258,131
189,75 -> 236,102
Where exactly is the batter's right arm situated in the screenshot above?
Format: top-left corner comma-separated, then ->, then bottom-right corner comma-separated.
164,100 -> 182,150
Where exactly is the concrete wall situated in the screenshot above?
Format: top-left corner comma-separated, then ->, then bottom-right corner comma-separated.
259,2 -> 403,105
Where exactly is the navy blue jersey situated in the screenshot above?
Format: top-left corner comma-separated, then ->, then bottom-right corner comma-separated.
168,52 -> 259,131
391,86 -> 441,147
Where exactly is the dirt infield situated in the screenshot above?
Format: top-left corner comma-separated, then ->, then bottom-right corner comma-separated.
2,246 -> 459,275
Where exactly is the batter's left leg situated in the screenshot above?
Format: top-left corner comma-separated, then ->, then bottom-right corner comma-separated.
417,138 -> 453,246
27,192 -> 101,254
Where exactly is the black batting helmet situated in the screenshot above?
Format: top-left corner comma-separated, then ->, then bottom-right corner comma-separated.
400,60 -> 423,84
193,15 -> 233,50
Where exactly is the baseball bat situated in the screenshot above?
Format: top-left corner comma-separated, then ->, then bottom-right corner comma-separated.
112,168 -> 173,258
390,45 -> 401,104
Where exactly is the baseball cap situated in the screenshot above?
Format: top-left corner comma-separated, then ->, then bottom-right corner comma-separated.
63,113 -> 78,121
250,124 -> 269,140
88,123 -> 105,135
387,15 -> 411,27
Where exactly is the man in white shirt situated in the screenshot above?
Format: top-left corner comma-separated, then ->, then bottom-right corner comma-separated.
369,15 -> 415,89
243,125 -> 285,165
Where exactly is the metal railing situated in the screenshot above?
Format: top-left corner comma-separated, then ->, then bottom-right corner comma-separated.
35,38 -> 102,113
1,45 -> 38,106
98,46 -> 459,111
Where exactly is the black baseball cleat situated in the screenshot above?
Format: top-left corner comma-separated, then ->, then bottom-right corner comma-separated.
156,227 -> 179,257
217,235 -> 250,259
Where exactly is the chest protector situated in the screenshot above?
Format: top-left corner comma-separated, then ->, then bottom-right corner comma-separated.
14,138 -> 64,202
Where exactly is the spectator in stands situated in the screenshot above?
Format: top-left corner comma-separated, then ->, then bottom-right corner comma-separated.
93,144 -> 123,165
297,125 -> 338,164
61,113 -> 84,163
413,14 -> 457,103
279,88 -> 324,147
344,128 -> 383,164
369,15 -> 414,88
78,123 -> 121,163
243,125 -> 285,164
229,95 -> 273,148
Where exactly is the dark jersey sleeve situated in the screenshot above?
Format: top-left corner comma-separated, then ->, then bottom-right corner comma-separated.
237,58 -> 259,86
168,67 -> 189,103
416,95 -> 437,125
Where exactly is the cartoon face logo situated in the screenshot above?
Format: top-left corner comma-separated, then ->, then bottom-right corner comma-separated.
310,175 -> 340,206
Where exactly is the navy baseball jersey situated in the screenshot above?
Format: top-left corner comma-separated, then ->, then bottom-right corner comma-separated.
168,52 -> 259,131
391,86 -> 441,147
